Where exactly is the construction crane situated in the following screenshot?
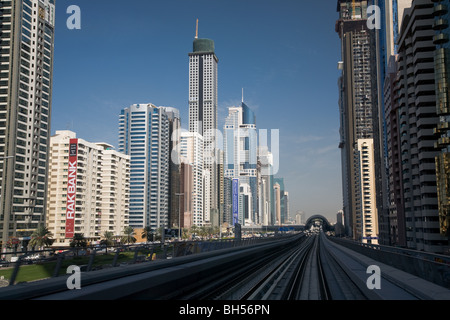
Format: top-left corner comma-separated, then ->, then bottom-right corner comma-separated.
352,0 -> 356,19
195,19 -> 199,39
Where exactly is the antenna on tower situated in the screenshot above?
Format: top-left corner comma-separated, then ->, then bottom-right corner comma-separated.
195,19 -> 199,39
242,88 -> 244,103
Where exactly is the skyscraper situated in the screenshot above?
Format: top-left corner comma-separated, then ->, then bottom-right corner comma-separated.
188,21 -> 219,225
274,183 -> 281,226
223,101 -> 258,226
119,104 -> 174,231
258,146 -> 274,225
375,0 -> 413,245
393,0 -> 447,253
180,131 -> 204,226
336,0 -> 380,243
0,0 -> 55,251
434,0 -> 450,243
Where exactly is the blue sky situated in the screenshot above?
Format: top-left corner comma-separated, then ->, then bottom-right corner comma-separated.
51,0 -> 343,222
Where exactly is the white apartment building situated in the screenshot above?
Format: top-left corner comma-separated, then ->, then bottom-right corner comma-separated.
357,139 -> 379,244
46,131 -> 130,246
180,131 -> 204,226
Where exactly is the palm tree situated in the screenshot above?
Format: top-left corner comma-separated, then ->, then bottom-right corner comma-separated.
190,225 -> 200,240
141,227 -> 153,243
29,226 -> 54,250
70,233 -> 87,256
182,228 -> 190,240
199,226 -> 209,240
121,226 -> 136,245
100,231 -> 114,254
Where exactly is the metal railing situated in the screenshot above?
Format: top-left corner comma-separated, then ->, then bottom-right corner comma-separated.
329,236 -> 450,289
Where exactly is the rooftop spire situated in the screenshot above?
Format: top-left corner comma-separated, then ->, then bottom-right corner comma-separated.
195,19 -> 199,39
242,88 -> 244,103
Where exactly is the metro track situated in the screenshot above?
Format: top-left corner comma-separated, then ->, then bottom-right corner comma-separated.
174,232 -> 436,301
3,231 -> 447,300
173,233 -> 338,301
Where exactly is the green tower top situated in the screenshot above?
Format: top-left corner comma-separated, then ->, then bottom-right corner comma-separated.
193,38 -> 215,53
192,19 -> 215,54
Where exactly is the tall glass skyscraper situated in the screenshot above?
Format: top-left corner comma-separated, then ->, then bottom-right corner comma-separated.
0,0 -> 55,251
188,23 -> 219,225
223,101 -> 258,226
336,0 -> 380,243
433,0 -> 450,242
119,104 -> 176,230
375,0 -> 413,245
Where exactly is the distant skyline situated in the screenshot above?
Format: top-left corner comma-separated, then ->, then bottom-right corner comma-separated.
51,0 -> 343,222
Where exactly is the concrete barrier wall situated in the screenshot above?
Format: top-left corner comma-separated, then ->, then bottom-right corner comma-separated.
329,237 -> 450,289
0,234 -> 304,300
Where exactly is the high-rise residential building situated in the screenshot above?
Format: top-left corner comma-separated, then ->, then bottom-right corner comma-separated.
180,131 -> 204,226
164,107 -> 182,230
46,131 -> 130,246
433,0 -> 450,248
336,0 -> 380,243
375,0 -> 413,245
273,177 -> 287,225
356,139 -> 379,243
188,22 -> 219,225
384,54 -> 407,246
380,0 -> 413,72
223,101 -> 258,226
258,146 -> 274,226
179,161 -> 194,230
394,0 -> 448,253
274,183 -> 281,226
0,0 -> 55,251
237,182 -> 251,225
119,104 -> 173,231
283,191 -> 290,224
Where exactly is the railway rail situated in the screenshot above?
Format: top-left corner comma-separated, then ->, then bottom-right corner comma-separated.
1,231 -> 449,300
173,232 -> 450,301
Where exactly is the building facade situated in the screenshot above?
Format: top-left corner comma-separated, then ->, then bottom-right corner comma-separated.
119,104 -> 173,231
384,54 -> 407,246
394,0 -> 448,253
0,0 -> 55,251
376,0 -> 413,245
433,0 -> 450,247
180,131 -> 204,226
336,0 -> 380,243
188,27 -> 219,225
223,102 -> 258,226
46,131 -> 130,246
258,146 -> 274,226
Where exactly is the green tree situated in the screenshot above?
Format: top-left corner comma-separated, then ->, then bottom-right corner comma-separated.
121,226 -> 136,244
70,233 -> 87,256
29,226 -> 54,249
190,225 -> 200,240
141,227 -> 153,243
182,227 -> 190,240
100,231 -> 115,254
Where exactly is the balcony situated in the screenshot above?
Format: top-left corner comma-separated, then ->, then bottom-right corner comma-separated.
433,33 -> 449,45
437,136 -> 450,147
434,4 -> 448,16
433,18 -> 449,30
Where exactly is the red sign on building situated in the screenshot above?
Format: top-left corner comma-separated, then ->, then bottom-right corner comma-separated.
65,139 -> 78,239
